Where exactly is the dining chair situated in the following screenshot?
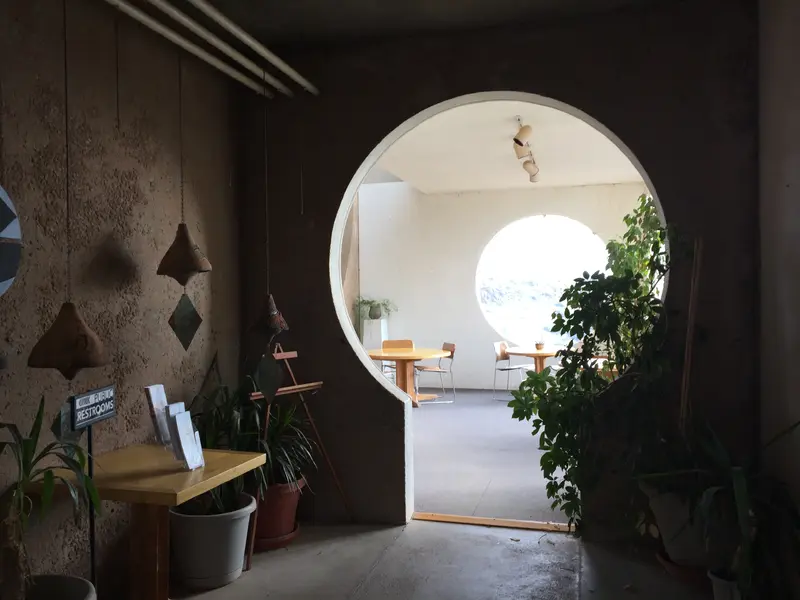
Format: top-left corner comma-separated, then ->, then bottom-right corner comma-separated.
379,340 -> 414,382
414,342 -> 456,398
492,341 -> 535,400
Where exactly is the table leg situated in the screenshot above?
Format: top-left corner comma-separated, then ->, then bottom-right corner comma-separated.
130,503 -> 170,600
535,356 -> 546,373
395,360 -> 418,407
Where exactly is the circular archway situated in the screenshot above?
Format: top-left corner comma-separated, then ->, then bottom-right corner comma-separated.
329,91 -> 666,403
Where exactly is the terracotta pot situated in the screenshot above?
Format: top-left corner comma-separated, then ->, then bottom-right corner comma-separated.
255,478 -> 305,551
656,550 -> 711,593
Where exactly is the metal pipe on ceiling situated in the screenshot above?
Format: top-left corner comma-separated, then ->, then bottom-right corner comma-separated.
183,0 -> 319,96
144,0 -> 292,96
101,0 -> 273,97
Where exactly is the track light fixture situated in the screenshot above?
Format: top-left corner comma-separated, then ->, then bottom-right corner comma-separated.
512,116 -> 540,183
513,116 -> 533,146
522,159 -> 540,182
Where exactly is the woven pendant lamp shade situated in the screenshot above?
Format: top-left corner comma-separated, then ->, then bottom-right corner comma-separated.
251,294 -> 289,342
157,223 -> 212,286
28,302 -> 108,380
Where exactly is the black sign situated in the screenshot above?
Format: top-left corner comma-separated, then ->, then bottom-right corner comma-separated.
71,385 -> 117,430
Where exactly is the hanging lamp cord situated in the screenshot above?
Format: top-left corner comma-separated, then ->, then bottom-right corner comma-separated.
263,70 -> 270,295
63,0 -> 72,302
178,54 -> 185,223
114,14 -> 120,130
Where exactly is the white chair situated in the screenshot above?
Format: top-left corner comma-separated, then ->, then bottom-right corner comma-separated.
415,342 -> 456,398
492,341 -> 535,400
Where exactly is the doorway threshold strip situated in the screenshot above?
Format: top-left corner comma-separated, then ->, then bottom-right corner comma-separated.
411,512 -> 571,533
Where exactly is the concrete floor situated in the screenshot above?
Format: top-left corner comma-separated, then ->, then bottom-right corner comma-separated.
413,388 -> 565,523
186,521 -> 710,599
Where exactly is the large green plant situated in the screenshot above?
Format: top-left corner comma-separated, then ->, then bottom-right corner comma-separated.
509,195 -> 669,527
0,398 -> 100,600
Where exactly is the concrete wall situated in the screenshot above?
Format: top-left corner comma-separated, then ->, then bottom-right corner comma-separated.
760,0 -> 800,496
238,0 -> 757,524
357,182 -> 642,389
340,194 -> 360,324
0,0 -> 239,590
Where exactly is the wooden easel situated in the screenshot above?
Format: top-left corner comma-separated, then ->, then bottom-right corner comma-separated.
243,344 -> 352,569
273,342 -> 352,520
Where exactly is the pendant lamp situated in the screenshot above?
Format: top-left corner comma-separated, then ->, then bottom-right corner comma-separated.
28,0 -> 107,380
249,72 -> 287,350
157,55 -> 211,287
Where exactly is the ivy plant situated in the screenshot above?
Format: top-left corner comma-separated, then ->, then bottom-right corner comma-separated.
508,195 -> 669,528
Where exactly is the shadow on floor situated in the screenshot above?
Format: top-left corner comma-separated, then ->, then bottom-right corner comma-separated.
183,522 -> 710,599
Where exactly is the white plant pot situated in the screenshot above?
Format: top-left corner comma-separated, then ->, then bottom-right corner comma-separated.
640,483 -> 707,566
708,570 -> 742,600
27,575 -> 96,600
170,493 -> 257,590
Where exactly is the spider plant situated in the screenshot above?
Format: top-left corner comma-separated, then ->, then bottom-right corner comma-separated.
0,397 -> 100,600
188,353 -> 283,514
263,401 -> 317,489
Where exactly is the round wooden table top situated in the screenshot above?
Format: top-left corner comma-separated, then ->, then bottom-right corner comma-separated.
505,347 -> 559,359
368,348 -> 450,361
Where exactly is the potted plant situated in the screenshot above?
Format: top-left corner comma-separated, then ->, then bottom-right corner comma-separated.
508,195 -> 672,536
354,296 -> 397,321
254,401 -> 317,551
646,422 -> 800,600
0,397 -> 100,600
170,354 -> 281,590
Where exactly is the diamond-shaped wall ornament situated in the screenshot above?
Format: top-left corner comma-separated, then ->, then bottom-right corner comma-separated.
169,293 -> 202,351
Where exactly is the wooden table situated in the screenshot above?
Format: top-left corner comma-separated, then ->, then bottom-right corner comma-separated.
505,347 -> 559,373
56,444 -> 265,600
368,348 -> 450,407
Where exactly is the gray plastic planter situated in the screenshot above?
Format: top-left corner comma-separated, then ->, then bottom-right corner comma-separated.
170,493 -> 257,590
27,575 -> 96,600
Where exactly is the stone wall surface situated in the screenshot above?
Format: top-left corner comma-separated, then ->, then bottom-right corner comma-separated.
0,0 -> 239,592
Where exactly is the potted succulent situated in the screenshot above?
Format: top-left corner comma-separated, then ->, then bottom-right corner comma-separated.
354,296 -> 397,321
0,397 -> 100,600
170,354 -> 281,590
254,401 -> 317,551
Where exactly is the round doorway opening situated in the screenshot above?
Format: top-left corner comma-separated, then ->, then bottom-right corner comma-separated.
475,214 -> 607,347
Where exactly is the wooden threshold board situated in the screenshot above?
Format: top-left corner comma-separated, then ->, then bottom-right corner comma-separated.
411,512 -> 571,533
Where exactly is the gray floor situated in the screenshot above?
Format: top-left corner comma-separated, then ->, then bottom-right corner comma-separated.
413,387 -> 565,523
187,521 -> 710,599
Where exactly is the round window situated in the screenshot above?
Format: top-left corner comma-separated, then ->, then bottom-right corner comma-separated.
475,215 -> 607,347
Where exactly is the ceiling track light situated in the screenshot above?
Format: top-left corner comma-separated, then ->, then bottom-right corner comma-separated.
513,116 -> 533,146
523,159 -> 540,183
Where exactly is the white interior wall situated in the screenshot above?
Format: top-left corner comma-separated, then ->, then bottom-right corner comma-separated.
358,181 -> 644,390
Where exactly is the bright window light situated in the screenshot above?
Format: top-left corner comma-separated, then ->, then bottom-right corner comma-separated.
475,215 -> 608,347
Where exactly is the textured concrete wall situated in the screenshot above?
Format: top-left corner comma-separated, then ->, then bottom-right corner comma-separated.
239,0 -> 757,524
760,0 -> 800,495
0,0 -> 239,591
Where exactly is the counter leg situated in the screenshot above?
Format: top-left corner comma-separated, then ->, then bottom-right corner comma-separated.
130,503 -> 170,600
